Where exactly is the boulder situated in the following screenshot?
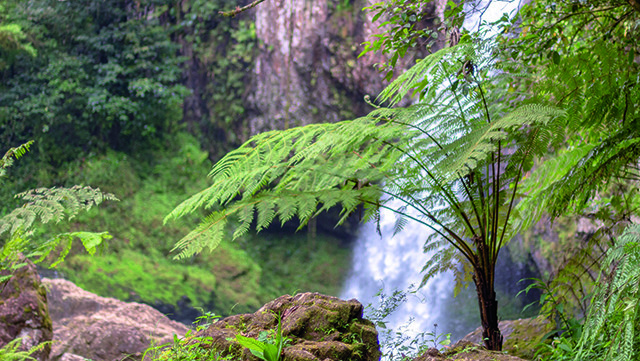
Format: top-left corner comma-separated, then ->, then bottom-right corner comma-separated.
43,278 -> 188,361
461,316 -> 552,359
190,292 -> 380,361
0,257 -> 52,361
413,340 -> 528,361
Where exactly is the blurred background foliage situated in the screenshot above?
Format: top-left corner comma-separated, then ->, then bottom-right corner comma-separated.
0,0 -> 351,320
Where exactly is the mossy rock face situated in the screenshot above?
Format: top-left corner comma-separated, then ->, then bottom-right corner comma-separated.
191,293 -> 381,361
0,256 -> 52,361
414,340 -> 529,361
461,316 -> 553,359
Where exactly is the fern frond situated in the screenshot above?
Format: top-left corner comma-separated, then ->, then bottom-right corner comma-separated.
0,337 -> 50,361
574,224 -> 640,361
0,186 -> 118,240
0,141 -> 34,179
377,42 -> 472,106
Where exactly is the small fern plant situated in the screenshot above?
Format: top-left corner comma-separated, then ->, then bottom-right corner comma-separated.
166,33 -> 565,351
0,142 -> 117,283
0,338 -> 50,361
235,313 -> 286,361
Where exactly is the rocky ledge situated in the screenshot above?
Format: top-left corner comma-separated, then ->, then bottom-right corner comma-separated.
188,292 -> 381,361
1,258 -> 545,361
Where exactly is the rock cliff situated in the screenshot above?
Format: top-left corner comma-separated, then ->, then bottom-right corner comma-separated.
178,0 -> 446,156
247,0 -> 445,134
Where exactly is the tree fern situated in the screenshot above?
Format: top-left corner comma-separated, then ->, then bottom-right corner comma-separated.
167,33 -> 565,351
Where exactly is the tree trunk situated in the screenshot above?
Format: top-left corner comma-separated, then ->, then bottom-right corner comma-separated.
473,271 -> 503,351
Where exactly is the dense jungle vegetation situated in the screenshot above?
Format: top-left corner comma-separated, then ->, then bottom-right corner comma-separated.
1,0 -> 640,359
0,0 -> 353,321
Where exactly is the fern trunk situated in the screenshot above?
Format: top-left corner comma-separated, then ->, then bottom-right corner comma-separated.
473,267 -> 503,351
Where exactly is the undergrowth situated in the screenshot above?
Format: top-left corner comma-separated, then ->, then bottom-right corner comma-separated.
0,132 -> 353,321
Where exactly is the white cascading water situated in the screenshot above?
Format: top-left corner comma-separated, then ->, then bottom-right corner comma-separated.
339,200 -> 460,346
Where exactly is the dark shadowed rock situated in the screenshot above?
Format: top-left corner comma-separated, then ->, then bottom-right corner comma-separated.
462,316 -> 552,359
43,278 -> 188,361
192,292 -> 380,361
0,257 -> 52,361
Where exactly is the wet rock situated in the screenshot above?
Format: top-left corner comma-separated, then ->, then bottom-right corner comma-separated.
43,278 -> 188,361
191,292 -> 380,361
413,340 -> 528,361
0,257 -> 52,361
462,316 -> 552,359
58,353 -> 90,361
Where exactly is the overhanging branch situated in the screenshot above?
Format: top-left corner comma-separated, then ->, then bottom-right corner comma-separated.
219,0 -> 267,17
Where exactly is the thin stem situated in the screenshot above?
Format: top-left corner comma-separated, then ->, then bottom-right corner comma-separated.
360,199 -> 476,266
219,0 -> 267,17
378,140 -> 479,239
492,141 -> 502,262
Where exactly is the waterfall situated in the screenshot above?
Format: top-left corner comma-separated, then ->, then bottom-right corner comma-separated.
339,200 -> 476,350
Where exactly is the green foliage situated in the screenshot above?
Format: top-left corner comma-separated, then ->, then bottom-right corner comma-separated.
572,224 -> 640,361
62,249 -> 218,308
0,186 -> 118,240
171,0 -> 258,155
527,225 -> 640,361
493,3 -> 640,357
235,313 -> 286,361
360,0 -> 464,79
0,20 -> 37,70
0,143 -> 115,283
0,338 -> 50,361
0,185 -> 116,272
0,140 -> 33,180
144,330 -> 231,361
0,0 -> 188,164
505,0 -> 640,224
194,310 -> 222,332
203,19 -> 257,127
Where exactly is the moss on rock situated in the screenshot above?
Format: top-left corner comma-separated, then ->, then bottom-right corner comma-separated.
162,293 -> 381,361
